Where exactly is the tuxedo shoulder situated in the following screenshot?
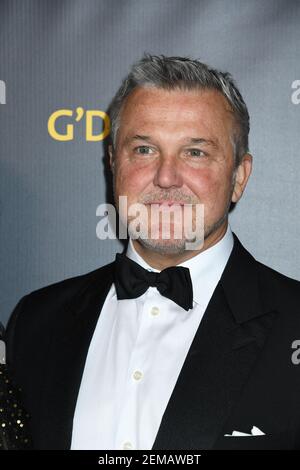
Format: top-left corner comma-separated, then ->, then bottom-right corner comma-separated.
24,261 -> 114,304
256,259 -> 300,306
256,259 -> 300,289
6,261 -> 115,331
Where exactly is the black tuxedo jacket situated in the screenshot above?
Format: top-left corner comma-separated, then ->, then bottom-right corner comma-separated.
5,234 -> 300,450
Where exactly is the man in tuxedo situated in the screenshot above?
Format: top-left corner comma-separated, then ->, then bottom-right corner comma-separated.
6,54 -> 300,450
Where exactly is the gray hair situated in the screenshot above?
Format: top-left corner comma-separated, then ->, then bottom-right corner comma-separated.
108,54 -> 250,167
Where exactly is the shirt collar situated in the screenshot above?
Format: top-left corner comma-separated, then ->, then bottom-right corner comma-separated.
126,224 -> 234,307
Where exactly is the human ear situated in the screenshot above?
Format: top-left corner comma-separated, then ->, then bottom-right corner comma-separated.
231,153 -> 253,203
108,145 -> 115,173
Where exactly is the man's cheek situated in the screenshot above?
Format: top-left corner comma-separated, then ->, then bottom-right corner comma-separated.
114,170 -> 133,195
117,165 -> 145,187
187,170 -> 217,197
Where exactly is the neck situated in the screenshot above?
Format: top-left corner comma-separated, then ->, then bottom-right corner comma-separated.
132,220 -> 228,270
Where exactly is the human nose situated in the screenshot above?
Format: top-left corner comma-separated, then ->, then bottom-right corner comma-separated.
153,154 -> 183,189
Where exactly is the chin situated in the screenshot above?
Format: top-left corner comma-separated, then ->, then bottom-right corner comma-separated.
135,236 -> 190,255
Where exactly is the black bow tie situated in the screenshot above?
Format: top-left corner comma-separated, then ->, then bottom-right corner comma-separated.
114,253 -> 193,311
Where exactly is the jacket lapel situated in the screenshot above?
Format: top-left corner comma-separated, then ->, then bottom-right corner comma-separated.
152,235 -> 278,450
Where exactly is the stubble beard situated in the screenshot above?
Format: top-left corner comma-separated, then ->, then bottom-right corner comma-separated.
132,208 -> 229,255
113,167 -> 236,255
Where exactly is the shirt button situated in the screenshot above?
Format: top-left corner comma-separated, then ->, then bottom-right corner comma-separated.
133,370 -> 143,381
150,306 -> 160,316
122,441 -> 133,450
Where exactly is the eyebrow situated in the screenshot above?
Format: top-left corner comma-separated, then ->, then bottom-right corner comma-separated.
126,134 -> 219,148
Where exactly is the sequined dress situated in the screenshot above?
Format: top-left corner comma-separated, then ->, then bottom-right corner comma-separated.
0,325 -> 31,450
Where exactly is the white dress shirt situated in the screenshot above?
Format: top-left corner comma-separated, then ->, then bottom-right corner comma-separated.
71,225 -> 234,450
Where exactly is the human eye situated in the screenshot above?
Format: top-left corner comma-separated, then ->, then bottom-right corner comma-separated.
134,146 -> 154,155
186,148 -> 207,158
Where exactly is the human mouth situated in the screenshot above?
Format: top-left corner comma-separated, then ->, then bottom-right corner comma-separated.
145,201 -> 185,206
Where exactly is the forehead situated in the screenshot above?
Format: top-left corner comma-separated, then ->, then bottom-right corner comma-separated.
118,86 -> 235,137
